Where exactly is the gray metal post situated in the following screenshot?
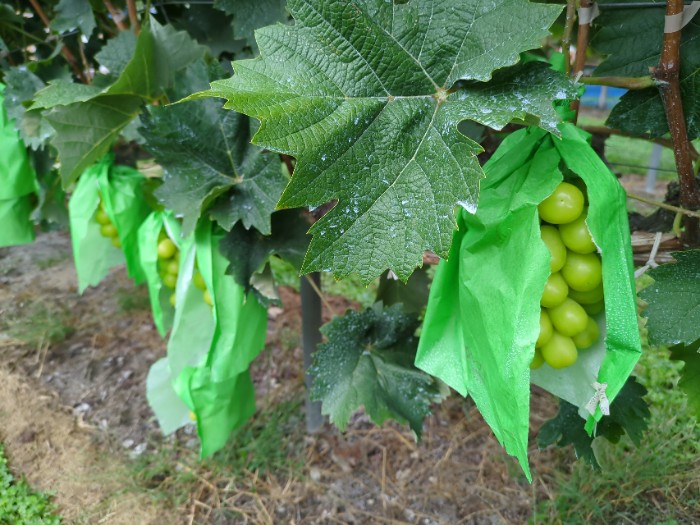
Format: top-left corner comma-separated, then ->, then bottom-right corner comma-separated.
300,272 -> 323,432
597,85 -> 608,110
646,143 -> 663,193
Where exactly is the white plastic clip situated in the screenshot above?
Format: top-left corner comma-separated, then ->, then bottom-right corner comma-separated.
634,231 -> 663,278
585,381 -> 610,416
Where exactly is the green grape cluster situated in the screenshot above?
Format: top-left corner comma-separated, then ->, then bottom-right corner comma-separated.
156,232 -> 180,306
94,199 -> 121,248
532,181 -> 603,370
157,231 -> 211,308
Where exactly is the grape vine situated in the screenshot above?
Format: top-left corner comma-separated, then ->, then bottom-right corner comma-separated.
1,0 -> 699,475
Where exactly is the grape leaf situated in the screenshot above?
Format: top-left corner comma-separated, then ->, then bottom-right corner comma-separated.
2,67 -> 54,149
375,267 -> 430,315
591,5 -> 700,139
596,376 -> 650,446
213,0 -> 287,45
45,95 -> 143,184
639,250 -> 700,346
538,377 -> 650,468
218,209 -> 310,296
669,338 -> 700,419
32,81 -> 102,109
142,61 -> 287,235
51,0 -> 96,36
538,398 -> 601,468
171,5 -> 244,57
39,18 -> 205,184
193,0 -> 572,283
310,303 -> 440,436
94,30 -> 138,80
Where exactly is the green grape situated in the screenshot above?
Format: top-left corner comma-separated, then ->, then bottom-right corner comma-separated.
95,209 -> 111,226
165,260 -> 179,276
530,349 -> 545,369
540,272 -> 568,308
111,236 -> 121,248
547,298 -> 588,337
162,273 -> 177,289
193,271 -> 206,291
100,223 -> 118,238
568,284 -> 604,305
561,251 -> 602,292
540,225 -> 567,273
559,210 -> 596,254
203,289 -> 213,306
538,182 -> 585,224
169,292 -> 176,307
157,238 -> 177,259
540,332 -> 578,369
583,300 -> 604,315
536,310 -> 553,348
572,317 -> 600,349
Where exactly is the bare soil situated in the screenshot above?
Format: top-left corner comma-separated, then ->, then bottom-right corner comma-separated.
0,230 -> 568,525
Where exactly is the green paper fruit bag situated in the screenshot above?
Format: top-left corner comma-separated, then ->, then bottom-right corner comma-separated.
138,210 -> 183,337
0,83 -> 38,247
147,220 -> 267,457
416,124 -> 641,479
69,155 -> 150,293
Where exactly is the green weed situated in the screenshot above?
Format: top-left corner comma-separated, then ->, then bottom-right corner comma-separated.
533,346 -> 700,524
116,284 -> 151,312
0,443 -> 62,524
35,254 -> 69,270
6,302 -> 74,348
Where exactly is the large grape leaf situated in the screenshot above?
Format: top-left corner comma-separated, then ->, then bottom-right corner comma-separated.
193,0 -> 573,283
669,339 -> 700,419
639,251 -> 700,346
141,61 -> 287,235
591,4 -> 700,139
310,303 -> 441,436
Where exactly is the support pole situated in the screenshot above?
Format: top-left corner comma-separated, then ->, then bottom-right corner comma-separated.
300,272 -> 323,432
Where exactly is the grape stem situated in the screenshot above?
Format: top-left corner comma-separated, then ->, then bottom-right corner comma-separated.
578,76 -> 659,90
627,192 -> 700,219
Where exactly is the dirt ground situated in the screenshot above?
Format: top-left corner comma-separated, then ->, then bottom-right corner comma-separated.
0,230 -> 580,525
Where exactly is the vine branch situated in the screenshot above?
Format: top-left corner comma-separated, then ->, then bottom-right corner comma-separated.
653,0 -> 700,244
104,0 -> 127,31
627,192 -> 700,219
561,0 -> 577,77
127,0 -> 141,34
27,0 -> 88,83
571,0 -> 593,122
581,125 -> 699,161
